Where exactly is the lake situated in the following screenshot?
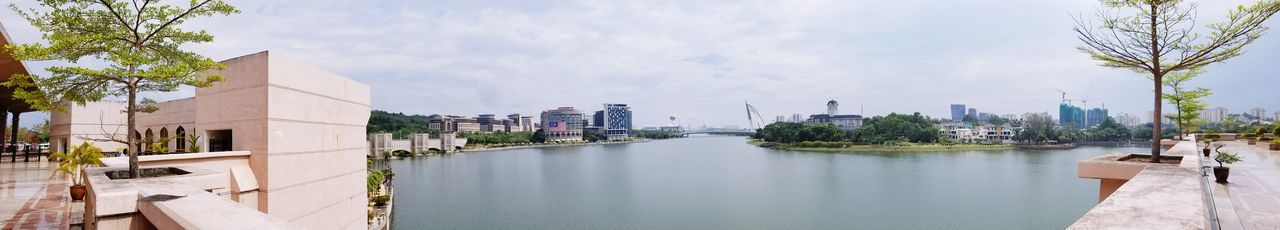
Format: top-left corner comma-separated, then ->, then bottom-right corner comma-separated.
389,135 -> 1144,229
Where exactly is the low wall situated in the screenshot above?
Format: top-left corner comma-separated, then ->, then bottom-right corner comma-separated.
85,151 -> 287,229
1071,139 -> 1207,229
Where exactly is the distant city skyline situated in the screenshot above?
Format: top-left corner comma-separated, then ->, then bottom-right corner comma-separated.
2,0 -> 1278,128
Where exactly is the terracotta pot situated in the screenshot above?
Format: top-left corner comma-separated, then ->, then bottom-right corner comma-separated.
70,185 -> 87,201
1271,143 -> 1280,151
1203,149 -> 1211,157
1248,140 -> 1257,145
1214,167 -> 1230,183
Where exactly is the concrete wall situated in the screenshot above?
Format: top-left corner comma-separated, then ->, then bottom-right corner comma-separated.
66,51 -> 370,230
50,101 -> 129,154
260,52 -> 370,229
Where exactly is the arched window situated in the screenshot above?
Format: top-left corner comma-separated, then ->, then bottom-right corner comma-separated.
144,129 -> 154,153
176,126 -> 187,152
159,128 -> 169,153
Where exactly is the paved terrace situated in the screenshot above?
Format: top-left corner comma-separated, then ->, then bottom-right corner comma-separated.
0,159 -> 74,229
1072,137 -> 1280,230
1212,141 -> 1280,229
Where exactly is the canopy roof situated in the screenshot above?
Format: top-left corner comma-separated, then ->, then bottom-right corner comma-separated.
0,21 -> 36,114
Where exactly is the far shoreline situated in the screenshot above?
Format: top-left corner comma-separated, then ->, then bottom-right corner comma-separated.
747,139 -> 1016,152
461,139 -> 654,153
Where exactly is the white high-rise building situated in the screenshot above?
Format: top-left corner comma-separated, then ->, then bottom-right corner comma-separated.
1251,108 -> 1266,121
1113,113 -> 1142,127
1200,107 -> 1228,123
791,114 -> 802,123
1274,111 -> 1280,122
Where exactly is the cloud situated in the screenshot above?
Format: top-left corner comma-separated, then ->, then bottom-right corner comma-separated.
2,0 -> 1278,128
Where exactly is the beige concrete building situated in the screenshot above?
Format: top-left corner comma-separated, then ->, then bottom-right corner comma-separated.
52,51 -> 371,229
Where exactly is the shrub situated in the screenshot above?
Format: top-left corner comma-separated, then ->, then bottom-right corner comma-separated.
1242,133 -> 1257,138
1202,133 -> 1220,140
372,195 -> 391,206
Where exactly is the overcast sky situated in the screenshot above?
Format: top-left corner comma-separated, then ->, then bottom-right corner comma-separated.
3,0 -> 1278,128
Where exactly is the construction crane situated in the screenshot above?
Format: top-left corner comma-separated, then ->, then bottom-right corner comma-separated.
1055,89 -> 1068,104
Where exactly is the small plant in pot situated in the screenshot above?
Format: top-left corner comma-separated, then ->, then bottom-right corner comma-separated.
1271,139 -> 1280,151
1212,151 -> 1242,183
1243,133 -> 1257,144
1202,140 -> 1212,157
50,142 -> 105,201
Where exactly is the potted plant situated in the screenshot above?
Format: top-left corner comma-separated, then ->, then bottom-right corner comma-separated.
49,142 -> 105,201
1202,140 -> 1212,157
1213,151 -> 1242,183
1271,139 -> 1280,151
1244,133 -> 1258,144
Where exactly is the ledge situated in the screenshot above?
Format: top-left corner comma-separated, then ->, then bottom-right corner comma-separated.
101,151 -> 251,168
1070,141 -> 1207,229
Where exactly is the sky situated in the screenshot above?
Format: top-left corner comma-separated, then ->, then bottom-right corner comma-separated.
2,0 -> 1278,129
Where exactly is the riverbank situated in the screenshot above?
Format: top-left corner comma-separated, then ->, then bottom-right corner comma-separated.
462,139 -> 652,153
748,140 -> 1014,152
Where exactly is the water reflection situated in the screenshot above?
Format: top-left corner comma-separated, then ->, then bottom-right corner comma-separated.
390,136 -> 1146,229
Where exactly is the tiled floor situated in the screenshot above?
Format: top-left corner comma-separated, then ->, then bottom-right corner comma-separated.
1213,141 -> 1280,230
0,158 -> 73,230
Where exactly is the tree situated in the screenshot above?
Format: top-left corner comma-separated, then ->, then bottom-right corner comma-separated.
1089,117 -> 1133,141
853,113 -> 938,144
1015,113 -> 1058,144
530,129 -> 546,143
1160,70 -> 1211,139
5,1 -> 239,178
1074,0 -> 1280,162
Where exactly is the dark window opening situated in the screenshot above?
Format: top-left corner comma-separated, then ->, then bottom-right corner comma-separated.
208,130 -> 233,152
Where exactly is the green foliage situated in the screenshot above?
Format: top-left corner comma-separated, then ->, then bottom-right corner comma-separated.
1202,133 -> 1221,140
6,0 -> 238,178
1074,0 -> 1280,157
465,131 -> 534,145
49,141 -> 104,186
752,122 -> 846,143
186,134 -> 201,153
1088,117 -> 1133,141
790,141 -> 853,148
631,130 -> 684,140
1016,113 -> 1058,144
1132,123 -> 1179,140
1161,70 -> 1212,138
367,110 -> 435,138
1214,151 -> 1242,167
583,131 -> 606,142
367,170 -> 384,195
1255,127 -> 1269,136
530,129 -> 546,143
1242,133 -> 1257,138
371,195 -> 391,206
853,113 -> 938,144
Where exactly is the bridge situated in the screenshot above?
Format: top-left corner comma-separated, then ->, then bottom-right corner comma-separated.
368,133 -> 469,156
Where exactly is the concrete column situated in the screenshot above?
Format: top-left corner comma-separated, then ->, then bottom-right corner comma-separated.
8,111 -> 17,163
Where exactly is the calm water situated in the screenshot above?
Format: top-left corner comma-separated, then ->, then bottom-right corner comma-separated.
390,136 -> 1144,229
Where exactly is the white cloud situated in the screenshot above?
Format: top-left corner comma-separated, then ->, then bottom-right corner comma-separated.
2,0 -> 1278,128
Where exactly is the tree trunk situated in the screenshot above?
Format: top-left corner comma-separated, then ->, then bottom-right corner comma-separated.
1149,3 -> 1162,163
127,87 -> 138,178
